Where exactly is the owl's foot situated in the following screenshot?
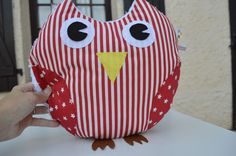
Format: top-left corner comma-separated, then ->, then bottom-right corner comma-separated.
92,139 -> 115,151
124,134 -> 148,146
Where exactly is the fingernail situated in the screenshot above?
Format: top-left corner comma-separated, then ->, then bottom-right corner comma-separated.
43,87 -> 52,95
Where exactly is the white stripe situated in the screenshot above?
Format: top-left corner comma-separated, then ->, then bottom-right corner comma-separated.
162,14 -> 173,77
120,19 -> 127,137
168,21 -> 178,68
155,9 -> 165,85
92,21 -> 98,138
54,3 -> 64,77
126,17 -> 133,136
97,22 -> 104,139
44,17 -> 53,72
128,10 -> 138,134
49,11 -> 58,73
113,21 -> 122,137
40,24 -> 48,69
86,18 -> 93,137
148,7 -> 162,95
131,8 -> 145,132
139,1 -> 156,131
104,29 -> 109,138
79,45 -> 88,137
133,3 -> 149,132
105,23 -> 115,138
36,32 -> 45,68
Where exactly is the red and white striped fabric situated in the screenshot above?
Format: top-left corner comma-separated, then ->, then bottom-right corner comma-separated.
29,0 -> 181,139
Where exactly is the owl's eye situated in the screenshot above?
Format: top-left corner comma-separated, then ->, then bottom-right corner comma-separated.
60,18 -> 95,48
122,21 -> 156,48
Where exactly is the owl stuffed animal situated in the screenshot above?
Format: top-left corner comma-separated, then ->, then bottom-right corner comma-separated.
29,0 -> 181,150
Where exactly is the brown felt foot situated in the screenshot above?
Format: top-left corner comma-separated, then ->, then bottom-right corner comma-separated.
124,134 -> 149,146
92,139 -> 115,151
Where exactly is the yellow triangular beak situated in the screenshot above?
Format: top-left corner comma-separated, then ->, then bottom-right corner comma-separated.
97,52 -> 128,83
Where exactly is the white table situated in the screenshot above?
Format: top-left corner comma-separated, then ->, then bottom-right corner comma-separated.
0,110 -> 236,156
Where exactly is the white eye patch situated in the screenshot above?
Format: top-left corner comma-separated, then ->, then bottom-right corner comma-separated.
122,21 -> 156,48
60,18 -> 95,49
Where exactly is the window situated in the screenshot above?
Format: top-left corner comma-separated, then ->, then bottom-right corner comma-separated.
0,0 -> 18,92
30,0 -> 111,42
124,0 -> 165,14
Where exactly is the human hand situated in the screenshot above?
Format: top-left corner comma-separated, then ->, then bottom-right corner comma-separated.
0,83 -> 59,142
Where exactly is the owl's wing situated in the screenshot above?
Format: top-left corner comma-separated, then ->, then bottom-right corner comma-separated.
31,66 -> 79,136
147,63 -> 181,130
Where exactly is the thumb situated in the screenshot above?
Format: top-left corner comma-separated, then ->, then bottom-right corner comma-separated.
33,87 -> 52,104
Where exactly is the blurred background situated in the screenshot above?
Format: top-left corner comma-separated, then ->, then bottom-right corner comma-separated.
0,0 -> 235,131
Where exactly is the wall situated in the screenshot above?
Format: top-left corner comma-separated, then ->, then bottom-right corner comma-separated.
0,0 -> 32,99
165,0 -> 232,129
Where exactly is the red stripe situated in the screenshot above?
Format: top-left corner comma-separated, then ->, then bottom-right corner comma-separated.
46,15 -> 56,72
114,21 -> 124,137
38,29 -> 47,68
133,4 -> 147,132
99,22 -> 107,138
109,22 -> 119,138
94,21 -> 102,138
137,0 -> 154,130
105,22 -> 112,138
122,17 -> 130,137
57,3 -> 68,77
142,0 -> 158,94
42,16 -> 51,69
52,5 -> 60,73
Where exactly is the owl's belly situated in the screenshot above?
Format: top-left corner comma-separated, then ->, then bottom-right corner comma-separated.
74,86 -> 154,139
67,53 -> 162,139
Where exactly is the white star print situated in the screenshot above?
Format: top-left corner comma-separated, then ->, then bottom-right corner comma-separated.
164,99 -> 169,104
57,91 -> 60,96
62,102 -> 66,107
49,107 -> 54,112
54,78 -> 58,82
50,82 -> 54,86
162,81 -> 166,86
55,105 -> 58,110
61,88 -> 64,93
153,107 -> 157,112
69,99 -> 73,104
168,85 -> 172,90
40,73 -> 45,78
52,94 -> 55,98
42,71 -> 46,75
68,127 -> 72,131
149,120 -> 153,124
159,112 -> 164,116
175,76 -> 178,80
71,114 -> 76,119
158,94 -> 162,99
63,116 -> 67,121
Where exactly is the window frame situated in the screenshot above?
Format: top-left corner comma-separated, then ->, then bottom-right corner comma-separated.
124,0 -> 165,14
229,0 -> 236,130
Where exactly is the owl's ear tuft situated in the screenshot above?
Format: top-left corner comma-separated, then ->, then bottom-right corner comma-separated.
62,0 -> 73,5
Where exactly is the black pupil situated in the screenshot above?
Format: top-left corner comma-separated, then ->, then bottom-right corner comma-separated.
67,22 -> 88,41
130,23 -> 150,40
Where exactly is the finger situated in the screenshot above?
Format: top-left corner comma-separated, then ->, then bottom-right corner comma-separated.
30,118 -> 59,127
29,87 -> 52,104
18,83 -> 35,92
33,106 -> 49,115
